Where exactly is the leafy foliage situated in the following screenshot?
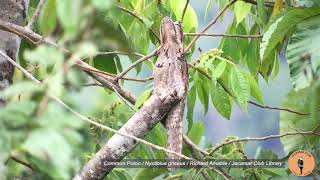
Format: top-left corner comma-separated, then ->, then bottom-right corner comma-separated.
0,0 -> 319,179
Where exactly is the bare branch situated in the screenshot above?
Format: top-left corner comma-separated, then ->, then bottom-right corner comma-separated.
248,101 -> 310,116
181,0 -> 190,22
114,49 -> 158,82
26,0 -> 46,29
209,131 -> 320,155
7,155 -> 35,171
184,32 -> 262,38
0,19 -> 139,104
185,0 -> 237,53
183,134 -> 210,156
115,5 -> 160,43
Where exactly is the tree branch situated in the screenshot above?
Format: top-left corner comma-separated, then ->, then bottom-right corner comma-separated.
26,0 -> 46,29
0,50 -> 195,175
181,0 -> 190,22
7,155 -> 35,171
114,49 -> 158,82
209,131 -> 320,156
185,0 -> 237,53
184,32 -> 262,38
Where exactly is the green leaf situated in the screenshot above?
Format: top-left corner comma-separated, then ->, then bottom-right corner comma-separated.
187,85 -> 196,132
38,0 -> 57,36
23,129 -> 73,180
196,82 -> 209,114
280,88 -> 317,153
187,122 -> 205,144
257,0 -> 268,27
134,88 -> 153,109
311,82 -> 320,122
92,54 -> 117,74
230,67 -> 250,111
210,83 -> 232,119
55,0 -> 82,37
245,73 -> 264,104
234,1 -> 252,25
246,38 -> 260,76
212,61 -> 226,80
286,15 -> 320,90
260,7 -> 320,61
167,0 -> 198,32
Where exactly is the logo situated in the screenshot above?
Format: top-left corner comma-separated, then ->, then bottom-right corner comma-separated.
288,150 -> 316,176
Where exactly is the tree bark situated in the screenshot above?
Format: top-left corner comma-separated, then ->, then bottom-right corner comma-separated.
0,0 -> 26,105
74,17 -> 188,180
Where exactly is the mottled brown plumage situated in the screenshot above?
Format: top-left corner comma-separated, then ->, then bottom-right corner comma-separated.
154,17 -> 188,164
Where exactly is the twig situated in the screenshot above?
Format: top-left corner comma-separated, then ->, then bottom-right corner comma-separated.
181,0 -> 190,22
184,33 -> 262,38
26,0 -> 46,29
209,131 -> 320,155
187,63 -> 310,116
0,51 -> 194,161
7,155 -> 35,171
183,134 -> 231,180
114,49 -> 158,82
115,5 -> 160,42
94,51 -> 144,57
0,19 -> 138,104
185,0 -> 237,53
248,101 -> 310,116
183,134 -> 210,156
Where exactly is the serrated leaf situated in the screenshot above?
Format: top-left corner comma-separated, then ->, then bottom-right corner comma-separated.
134,88 -> 153,109
246,73 -> 264,104
234,1 -> 251,25
260,7 -> 320,61
210,83 -> 231,119
230,67 -> 250,111
212,61 -> 226,80
286,15 -> 320,90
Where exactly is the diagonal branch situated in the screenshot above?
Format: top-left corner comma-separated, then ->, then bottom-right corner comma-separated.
114,49 -> 158,82
0,51 -> 192,164
26,0 -> 46,29
181,0 -> 190,22
184,32 -> 262,38
185,0 -> 237,53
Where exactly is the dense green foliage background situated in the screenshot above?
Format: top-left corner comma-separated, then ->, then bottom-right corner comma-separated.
0,0 -> 319,179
